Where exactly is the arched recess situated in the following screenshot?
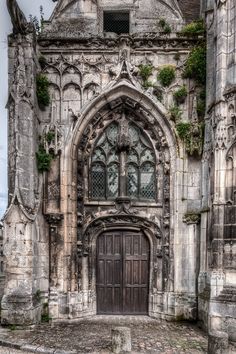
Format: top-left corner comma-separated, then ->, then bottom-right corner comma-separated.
60,82 -> 177,302
80,214 -> 162,316
62,83 -> 81,122
224,141 -> 236,269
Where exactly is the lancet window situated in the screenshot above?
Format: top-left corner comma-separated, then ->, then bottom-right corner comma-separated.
91,115 -> 156,201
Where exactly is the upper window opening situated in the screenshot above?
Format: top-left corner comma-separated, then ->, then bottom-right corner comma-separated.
90,119 -> 156,201
103,12 -> 130,35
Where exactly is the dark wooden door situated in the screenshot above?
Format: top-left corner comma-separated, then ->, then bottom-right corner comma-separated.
97,231 -> 149,314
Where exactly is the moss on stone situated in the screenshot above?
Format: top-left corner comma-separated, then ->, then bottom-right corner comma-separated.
169,105 -> 182,122
36,74 -> 50,108
173,86 -> 188,104
176,121 -> 204,156
182,45 -> 206,86
36,144 -> 53,173
138,64 -> 153,88
157,65 -> 176,87
180,19 -> 205,37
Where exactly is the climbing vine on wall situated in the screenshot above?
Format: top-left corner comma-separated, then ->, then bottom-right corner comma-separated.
179,19 -> 205,37
173,86 -> 188,105
176,121 -> 204,156
138,64 -> 153,88
157,65 -> 176,87
36,145 -> 53,172
36,74 -> 50,108
158,18 -> 172,34
36,132 -> 57,172
182,44 -> 206,86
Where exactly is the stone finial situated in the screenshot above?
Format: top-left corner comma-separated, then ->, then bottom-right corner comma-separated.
6,0 -> 34,35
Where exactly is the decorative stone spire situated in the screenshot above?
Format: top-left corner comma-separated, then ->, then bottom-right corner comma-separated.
6,0 -> 34,34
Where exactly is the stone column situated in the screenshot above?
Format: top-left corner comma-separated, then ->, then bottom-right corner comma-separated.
46,213 -> 64,319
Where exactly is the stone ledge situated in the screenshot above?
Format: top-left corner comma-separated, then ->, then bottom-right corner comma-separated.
0,338 -> 76,354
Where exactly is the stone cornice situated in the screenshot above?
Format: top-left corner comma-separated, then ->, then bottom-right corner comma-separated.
37,33 -> 202,50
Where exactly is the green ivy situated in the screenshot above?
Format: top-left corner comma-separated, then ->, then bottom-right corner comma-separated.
182,45 -> 206,85
45,131 -> 55,144
38,55 -> 47,69
176,122 -> 191,140
138,64 -> 153,88
36,144 -> 53,173
159,18 -> 172,34
169,105 -> 182,122
176,121 -> 204,156
173,86 -> 188,104
197,89 -> 206,118
36,74 -> 50,108
180,19 -> 205,37
157,65 -> 176,87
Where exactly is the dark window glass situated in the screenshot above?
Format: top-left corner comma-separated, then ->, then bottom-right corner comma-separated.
90,122 -> 156,201
92,163 -> 106,198
104,12 -> 130,34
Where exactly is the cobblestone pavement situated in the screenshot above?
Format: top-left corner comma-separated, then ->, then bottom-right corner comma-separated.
0,349 -> 32,354
0,316 -> 208,354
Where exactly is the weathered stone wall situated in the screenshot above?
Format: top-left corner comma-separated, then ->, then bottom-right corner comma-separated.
46,0 -> 184,37
1,31 -> 49,325
198,0 -> 236,341
2,0 -> 235,342
34,0 -> 204,322
0,223 -> 5,300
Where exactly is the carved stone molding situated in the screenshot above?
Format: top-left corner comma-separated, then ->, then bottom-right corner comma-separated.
45,213 -> 64,226
183,213 -> 201,225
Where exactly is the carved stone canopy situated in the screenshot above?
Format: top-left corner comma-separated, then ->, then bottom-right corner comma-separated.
45,213 -> 64,226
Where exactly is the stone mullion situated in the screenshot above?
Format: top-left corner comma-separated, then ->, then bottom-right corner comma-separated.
215,2 -> 228,100
119,151 -> 127,197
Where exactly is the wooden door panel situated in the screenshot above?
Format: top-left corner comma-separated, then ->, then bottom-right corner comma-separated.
97,231 -> 149,314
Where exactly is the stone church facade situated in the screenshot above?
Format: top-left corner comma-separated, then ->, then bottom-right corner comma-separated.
1,0 -> 236,342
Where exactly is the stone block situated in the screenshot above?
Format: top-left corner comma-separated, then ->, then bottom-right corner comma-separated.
111,327 -> 131,353
208,331 -> 229,354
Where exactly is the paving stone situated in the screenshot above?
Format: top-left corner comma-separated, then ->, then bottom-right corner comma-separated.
0,316 -> 208,353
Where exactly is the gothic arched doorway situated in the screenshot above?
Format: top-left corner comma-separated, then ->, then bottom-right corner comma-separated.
96,230 -> 150,315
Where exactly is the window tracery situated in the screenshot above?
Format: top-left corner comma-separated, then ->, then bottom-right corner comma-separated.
91,118 -> 156,201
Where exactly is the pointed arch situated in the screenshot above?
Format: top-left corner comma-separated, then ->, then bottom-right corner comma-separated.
67,81 -> 176,157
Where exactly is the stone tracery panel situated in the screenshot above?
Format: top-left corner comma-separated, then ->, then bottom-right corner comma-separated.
62,83 -> 82,122
76,96 -> 172,294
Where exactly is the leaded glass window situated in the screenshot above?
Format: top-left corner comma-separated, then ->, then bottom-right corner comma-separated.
91,163 -> 106,198
91,123 -> 119,199
127,124 -> 156,200
90,121 -> 156,201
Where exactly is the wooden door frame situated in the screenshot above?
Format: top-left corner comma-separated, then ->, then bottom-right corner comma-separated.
93,225 -> 155,315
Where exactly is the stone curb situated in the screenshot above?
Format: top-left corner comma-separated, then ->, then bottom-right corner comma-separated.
0,338 -> 76,354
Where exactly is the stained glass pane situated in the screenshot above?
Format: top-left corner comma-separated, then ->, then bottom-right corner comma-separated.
127,164 -> 138,197
92,148 -> 106,163
107,123 -> 118,145
128,125 -> 139,145
127,149 -> 139,164
107,164 -> 119,198
100,140 -> 111,156
107,148 -> 119,164
140,163 -> 155,199
140,149 -> 155,164
91,164 -> 105,198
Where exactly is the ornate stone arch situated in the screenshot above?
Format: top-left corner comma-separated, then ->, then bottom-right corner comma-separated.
61,82 -> 177,302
